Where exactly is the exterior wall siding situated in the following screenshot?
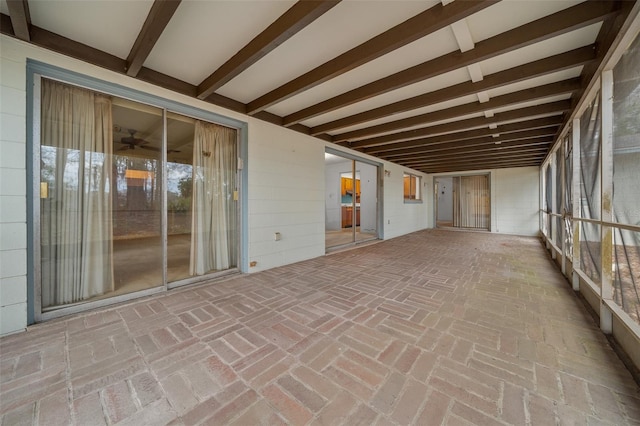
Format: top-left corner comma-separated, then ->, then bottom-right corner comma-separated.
0,45 -> 28,335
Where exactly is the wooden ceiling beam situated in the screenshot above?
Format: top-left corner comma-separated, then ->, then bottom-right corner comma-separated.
419,159 -> 542,173
6,0 -> 31,41
245,0 -> 498,114
308,45 -> 595,134
384,141 -> 551,162
285,0 -> 619,126
197,0 -> 341,100
334,78 -> 580,142
126,0 -> 181,77
397,139 -> 552,163
345,101 -> 570,149
401,149 -> 549,168
363,116 -> 562,155
379,128 -> 557,159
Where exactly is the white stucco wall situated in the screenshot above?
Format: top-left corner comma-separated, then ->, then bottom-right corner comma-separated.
0,35 -> 432,334
494,167 -> 540,236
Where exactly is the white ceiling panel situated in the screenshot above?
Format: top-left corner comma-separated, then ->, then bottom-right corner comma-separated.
487,67 -> 584,98
144,0 -> 296,85
478,23 -> 602,77
465,0 -> 584,43
27,0 -> 154,59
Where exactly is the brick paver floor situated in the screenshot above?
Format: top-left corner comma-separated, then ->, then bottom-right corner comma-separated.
1,229 -> 639,425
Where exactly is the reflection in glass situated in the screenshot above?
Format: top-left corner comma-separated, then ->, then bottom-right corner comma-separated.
324,153 -> 378,248
167,113 -> 238,283
40,79 -> 163,309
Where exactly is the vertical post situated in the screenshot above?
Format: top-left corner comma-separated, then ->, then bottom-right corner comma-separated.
352,160 -> 356,242
572,118 -> 581,292
600,71 -> 614,333
560,142 -> 566,275
550,152 -> 557,259
161,109 -> 168,290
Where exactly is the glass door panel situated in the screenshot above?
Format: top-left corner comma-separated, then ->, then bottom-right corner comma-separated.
166,113 -> 194,282
355,161 -> 377,242
39,79 -> 164,310
166,112 -> 238,283
440,174 -> 490,231
325,152 -> 378,249
106,99 -> 164,297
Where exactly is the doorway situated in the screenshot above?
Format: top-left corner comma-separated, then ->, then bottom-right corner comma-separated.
435,174 -> 490,230
35,78 -> 240,319
325,152 -> 379,249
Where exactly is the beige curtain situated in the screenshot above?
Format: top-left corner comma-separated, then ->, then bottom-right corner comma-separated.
453,175 -> 489,229
41,79 -> 114,307
190,120 -> 237,275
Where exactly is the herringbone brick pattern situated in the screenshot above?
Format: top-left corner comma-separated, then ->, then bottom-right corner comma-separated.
1,230 -> 639,425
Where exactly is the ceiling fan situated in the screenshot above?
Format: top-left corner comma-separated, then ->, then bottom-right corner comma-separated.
118,129 -> 150,151
115,128 -> 181,154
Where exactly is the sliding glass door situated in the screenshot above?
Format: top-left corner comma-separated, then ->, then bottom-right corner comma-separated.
324,152 -> 378,249
37,78 -> 239,317
435,174 -> 490,230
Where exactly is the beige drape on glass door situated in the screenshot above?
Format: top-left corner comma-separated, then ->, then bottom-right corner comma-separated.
453,175 -> 489,229
190,121 -> 237,275
40,79 -> 114,307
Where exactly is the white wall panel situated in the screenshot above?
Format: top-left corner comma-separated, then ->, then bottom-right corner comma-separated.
494,166 -> 540,236
0,41 -> 27,334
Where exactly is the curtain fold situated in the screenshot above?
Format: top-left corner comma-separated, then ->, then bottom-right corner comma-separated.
41,79 -> 114,307
459,175 -> 489,229
190,120 -> 237,275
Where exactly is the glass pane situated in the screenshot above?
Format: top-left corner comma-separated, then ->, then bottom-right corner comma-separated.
166,113 -> 195,282
325,154 -> 354,248
554,152 -> 562,246
613,229 -> 640,326
111,101 -> 164,296
564,133 -> 573,214
579,221 -> 601,285
198,119 -> 238,273
459,175 -> 490,229
436,177 -> 454,228
356,161 -> 377,242
40,79 -> 163,309
612,31 -> 640,228
579,93 -> 601,221
565,218 -> 573,258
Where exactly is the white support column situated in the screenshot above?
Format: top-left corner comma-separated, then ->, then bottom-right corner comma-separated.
572,119 -> 581,292
560,141 -> 566,275
550,152 -> 557,260
600,70 -> 614,334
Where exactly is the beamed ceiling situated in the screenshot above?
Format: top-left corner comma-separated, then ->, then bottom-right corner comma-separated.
1,0 -> 637,173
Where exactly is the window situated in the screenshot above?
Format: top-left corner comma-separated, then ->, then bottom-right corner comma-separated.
403,173 -> 421,201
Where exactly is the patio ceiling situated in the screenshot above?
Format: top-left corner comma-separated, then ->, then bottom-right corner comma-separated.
1,0 -> 635,173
